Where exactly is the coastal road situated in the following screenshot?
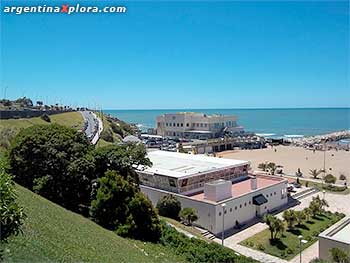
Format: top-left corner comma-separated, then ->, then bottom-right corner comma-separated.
80,111 -> 96,139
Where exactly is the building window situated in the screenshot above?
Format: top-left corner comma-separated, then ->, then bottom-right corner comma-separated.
224,210 -> 227,214
181,123 -> 183,127
204,124 -> 207,127
208,213 -> 210,217
274,192 -> 276,195
235,206 -> 237,210
186,123 -> 189,127
219,212 -> 222,216
230,208 -> 232,212
270,193 -> 272,197
196,123 -> 199,127
240,204 -> 242,208
173,123 -> 176,126
244,202 -> 247,206
200,123 -> 203,127
177,123 -> 179,127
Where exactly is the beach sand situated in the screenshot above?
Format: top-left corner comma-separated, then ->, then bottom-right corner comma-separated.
217,145 -> 350,181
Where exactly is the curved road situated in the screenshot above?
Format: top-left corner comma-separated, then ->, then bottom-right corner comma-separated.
80,110 -> 103,144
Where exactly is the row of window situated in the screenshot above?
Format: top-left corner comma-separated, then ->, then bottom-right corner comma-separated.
217,191 -> 278,216
165,122 -> 210,128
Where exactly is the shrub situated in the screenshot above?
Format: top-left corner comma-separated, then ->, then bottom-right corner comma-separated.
257,243 -> 265,251
117,192 -> 162,242
91,170 -> 161,242
109,122 -> 124,137
324,174 -> 336,184
156,195 -> 181,220
100,127 -> 114,142
287,248 -> 294,254
330,247 -> 350,263
40,113 -> 51,122
0,170 -> 26,242
160,225 -> 256,263
339,174 -> 346,181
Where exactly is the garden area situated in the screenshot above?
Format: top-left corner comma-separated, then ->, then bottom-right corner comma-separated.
240,196 -> 345,260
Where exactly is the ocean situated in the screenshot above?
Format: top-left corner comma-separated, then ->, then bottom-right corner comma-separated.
104,108 -> 350,138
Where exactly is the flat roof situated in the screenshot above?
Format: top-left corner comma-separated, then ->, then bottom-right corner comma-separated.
139,150 -> 249,179
189,175 -> 286,203
319,217 -> 350,244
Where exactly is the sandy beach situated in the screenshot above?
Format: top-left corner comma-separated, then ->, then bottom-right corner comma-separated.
217,145 -> 350,182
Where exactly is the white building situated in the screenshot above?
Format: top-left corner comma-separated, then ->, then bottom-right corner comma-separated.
137,151 -> 288,235
319,216 -> 350,261
156,112 -> 243,139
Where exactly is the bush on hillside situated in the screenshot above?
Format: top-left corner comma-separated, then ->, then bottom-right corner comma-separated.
156,195 -> 181,220
117,192 -> 162,242
100,127 -> 114,142
0,169 -> 26,243
90,170 -> 161,242
160,224 -> 257,263
7,124 -> 93,212
109,122 -> 124,137
40,113 -> 51,123
90,170 -> 136,229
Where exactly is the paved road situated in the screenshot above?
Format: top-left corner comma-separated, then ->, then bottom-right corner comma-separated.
80,111 -> 98,141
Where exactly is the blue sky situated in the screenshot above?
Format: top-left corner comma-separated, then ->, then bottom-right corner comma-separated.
1,1 -> 349,109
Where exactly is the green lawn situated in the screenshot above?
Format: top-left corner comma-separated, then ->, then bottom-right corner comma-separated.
240,212 -> 345,260
2,185 -> 186,263
0,111 -> 84,132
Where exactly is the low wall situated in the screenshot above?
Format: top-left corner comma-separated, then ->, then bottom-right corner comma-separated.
0,110 -> 73,119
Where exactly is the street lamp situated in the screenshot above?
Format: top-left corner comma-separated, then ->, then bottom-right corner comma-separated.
323,190 -> 326,200
221,203 -> 226,246
298,235 -> 308,263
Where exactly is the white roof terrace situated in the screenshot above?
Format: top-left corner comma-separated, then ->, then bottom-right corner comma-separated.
138,150 -> 249,179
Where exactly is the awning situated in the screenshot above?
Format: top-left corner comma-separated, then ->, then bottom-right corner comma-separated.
252,194 -> 268,206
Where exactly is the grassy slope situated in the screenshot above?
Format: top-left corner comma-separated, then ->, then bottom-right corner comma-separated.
0,112 -> 84,132
3,185 -> 185,263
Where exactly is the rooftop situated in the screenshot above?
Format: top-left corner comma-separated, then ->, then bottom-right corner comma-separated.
189,175 -> 286,203
140,150 -> 249,179
319,216 -> 350,244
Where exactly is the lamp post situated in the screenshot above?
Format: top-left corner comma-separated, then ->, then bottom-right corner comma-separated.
298,235 -> 308,263
221,203 -> 226,246
323,189 -> 326,200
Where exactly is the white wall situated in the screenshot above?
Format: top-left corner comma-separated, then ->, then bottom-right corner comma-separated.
141,181 -> 288,235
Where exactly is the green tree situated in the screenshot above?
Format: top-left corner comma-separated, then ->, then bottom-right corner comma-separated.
282,210 -> 297,229
295,210 -> 306,226
0,170 -> 26,243
100,127 -> 114,142
156,195 -> 181,220
179,208 -> 198,226
263,214 -> 285,240
7,124 -> 93,211
92,143 -> 151,182
117,192 -> 162,242
90,170 -> 136,230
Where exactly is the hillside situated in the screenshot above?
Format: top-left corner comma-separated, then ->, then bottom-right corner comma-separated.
0,112 -> 84,151
0,111 -> 84,132
2,184 -> 185,263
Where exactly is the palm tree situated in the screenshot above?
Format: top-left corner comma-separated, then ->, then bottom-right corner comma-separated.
267,162 -> 277,175
179,208 -> 198,226
295,210 -> 306,226
309,169 -> 321,179
258,162 -> 268,172
263,214 -> 285,240
283,210 -> 297,229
